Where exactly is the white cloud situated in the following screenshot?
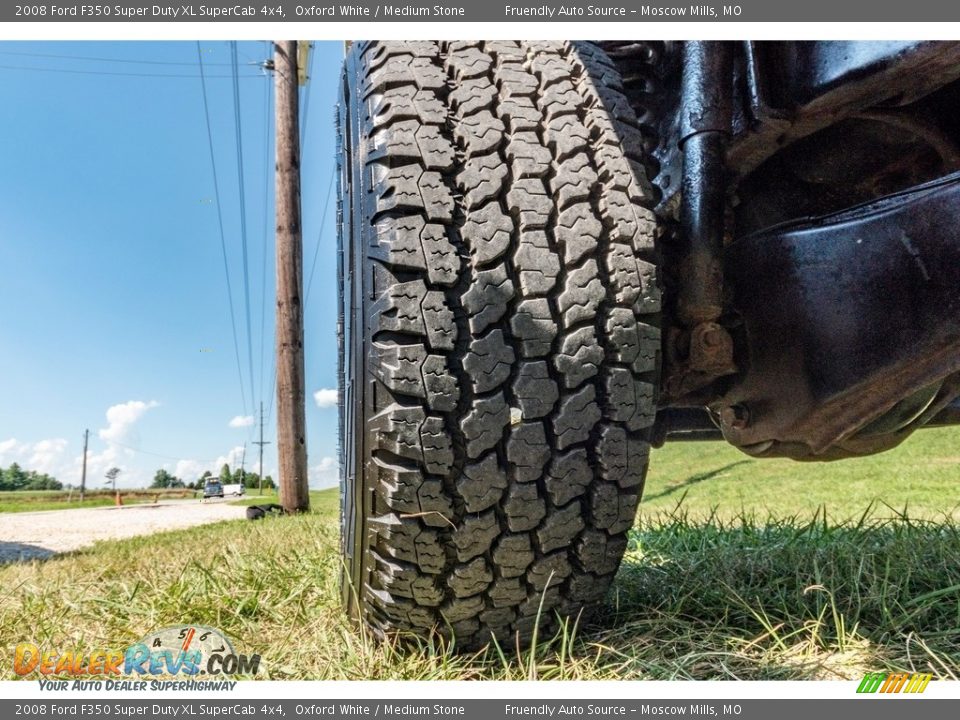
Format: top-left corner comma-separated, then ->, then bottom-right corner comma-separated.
1,437 -> 84,487
173,446 -> 244,484
0,438 -> 26,462
77,399 -> 161,487
228,415 -> 255,428
1,436 -> 120,487
80,445 -> 129,486
98,400 -> 159,444
309,455 -> 339,489
0,437 -> 69,476
313,388 -> 338,409
28,438 -> 69,474
173,441 -> 283,485
0,432 -> 150,489
174,459 -> 208,483
215,446 -> 246,470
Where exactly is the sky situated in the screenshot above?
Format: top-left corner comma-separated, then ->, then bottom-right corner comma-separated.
0,40 -> 344,489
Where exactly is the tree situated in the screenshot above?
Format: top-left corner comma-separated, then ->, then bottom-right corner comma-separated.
105,466 -> 121,491
231,466 -> 248,486
190,470 -> 213,490
2,463 -> 28,491
151,469 -> 183,489
24,472 -> 62,491
218,463 -> 232,483
0,464 -> 62,491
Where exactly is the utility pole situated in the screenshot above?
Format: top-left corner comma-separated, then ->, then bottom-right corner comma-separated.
240,443 -> 247,488
274,40 -> 309,513
80,429 -> 89,502
252,401 -> 271,496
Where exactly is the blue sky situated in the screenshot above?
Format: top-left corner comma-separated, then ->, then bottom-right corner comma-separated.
0,40 -> 343,489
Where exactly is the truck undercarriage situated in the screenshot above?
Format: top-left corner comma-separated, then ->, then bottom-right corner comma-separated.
609,41 -> 960,459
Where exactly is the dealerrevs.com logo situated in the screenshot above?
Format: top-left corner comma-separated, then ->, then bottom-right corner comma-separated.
14,625 -> 261,689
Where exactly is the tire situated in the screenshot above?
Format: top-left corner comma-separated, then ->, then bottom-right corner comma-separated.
337,41 -> 662,650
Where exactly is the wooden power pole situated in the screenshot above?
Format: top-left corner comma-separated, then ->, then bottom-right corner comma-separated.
274,40 -> 309,513
80,429 -> 89,501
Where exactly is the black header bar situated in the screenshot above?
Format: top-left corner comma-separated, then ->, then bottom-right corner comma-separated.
4,1 -> 960,23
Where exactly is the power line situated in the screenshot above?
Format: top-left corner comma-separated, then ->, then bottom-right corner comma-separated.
234,44 -> 264,68
266,363 -> 278,436
0,62 -> 261,79
231,40 -> 258,416
107,440 -> 184,462
299,43 -> 315,155
259,41 -> 274,409
197,40 -> 248,417
294,41 -> 314,439
0,48 -> 234,66
108,439 -> 247,470
300,99 -> 335,477
305,167 -> 337,302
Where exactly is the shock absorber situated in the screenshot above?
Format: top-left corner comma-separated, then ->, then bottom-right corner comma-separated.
669,41 -> 738,396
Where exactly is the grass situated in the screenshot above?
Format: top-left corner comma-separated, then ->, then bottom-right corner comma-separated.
0,429 -> 958,681
0,487 -> 293,513
641,427 -> 960,522
226,489 -> 338,512
227,487 -> 285,507
0,488 -> 198,514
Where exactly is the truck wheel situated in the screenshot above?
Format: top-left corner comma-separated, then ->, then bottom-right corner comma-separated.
337,41 -> 662,650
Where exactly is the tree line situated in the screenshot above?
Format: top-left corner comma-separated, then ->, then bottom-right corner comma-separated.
0,462 -> 275,492
150,463 -> 276,490
0,463 -> 62,491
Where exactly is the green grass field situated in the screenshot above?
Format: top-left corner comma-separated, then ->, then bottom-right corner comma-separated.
1,429 -> 957,681
0,488 -> 199,514
642,427 -> 960,522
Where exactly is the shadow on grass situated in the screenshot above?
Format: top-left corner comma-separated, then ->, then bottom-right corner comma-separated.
578,511 -> 960,680
643,460 -> 752,502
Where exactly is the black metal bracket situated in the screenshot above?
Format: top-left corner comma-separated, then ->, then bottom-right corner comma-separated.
717,171 -> 960,459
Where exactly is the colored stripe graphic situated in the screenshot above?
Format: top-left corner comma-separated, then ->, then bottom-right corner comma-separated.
857,673 -> 886,693
857,672 -> 932,694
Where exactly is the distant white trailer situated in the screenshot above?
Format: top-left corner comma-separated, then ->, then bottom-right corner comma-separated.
222,483 -> 245,497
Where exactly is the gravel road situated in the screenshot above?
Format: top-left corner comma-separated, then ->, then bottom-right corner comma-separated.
0,500 -> 248,563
